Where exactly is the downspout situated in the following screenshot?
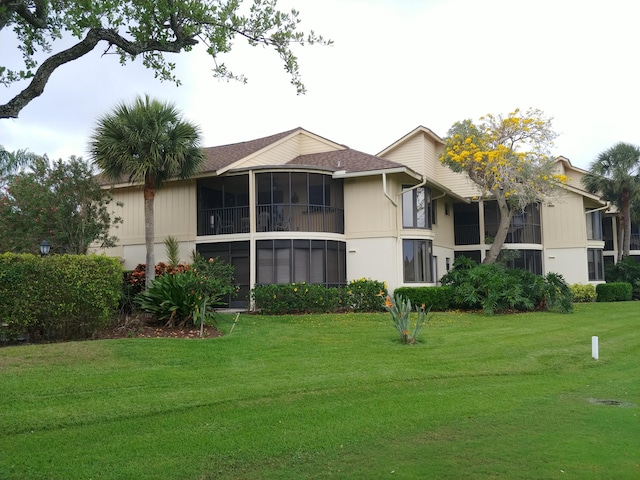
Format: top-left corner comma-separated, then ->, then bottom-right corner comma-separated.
382,172 -> 401,291
382,172 -> 398,206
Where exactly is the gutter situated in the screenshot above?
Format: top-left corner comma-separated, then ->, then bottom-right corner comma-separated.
585,203 -> 611,214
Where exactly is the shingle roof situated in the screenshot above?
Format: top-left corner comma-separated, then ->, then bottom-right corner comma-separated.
287,149 -> 407,173
99,127 -> 415,185
200,128 -> 299,173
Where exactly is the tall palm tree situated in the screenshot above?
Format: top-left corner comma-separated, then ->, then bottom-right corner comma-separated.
0,146 -> 40,186
583,142 -> 640,260
90,95 -> 204,288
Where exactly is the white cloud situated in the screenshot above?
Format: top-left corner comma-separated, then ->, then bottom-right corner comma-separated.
2,0 -> 640,168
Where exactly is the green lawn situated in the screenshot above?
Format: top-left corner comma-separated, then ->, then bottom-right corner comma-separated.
1,303 -> 639,479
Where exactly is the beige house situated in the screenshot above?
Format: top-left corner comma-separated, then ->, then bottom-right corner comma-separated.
100,126 -> 609,307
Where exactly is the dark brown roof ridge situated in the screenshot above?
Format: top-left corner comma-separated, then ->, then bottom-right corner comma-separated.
200,127 -> 302,173
287,148 -> 412,174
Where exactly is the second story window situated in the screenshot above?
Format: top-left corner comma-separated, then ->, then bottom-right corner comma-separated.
402,185 -> 432,229
586,210 -> 603,240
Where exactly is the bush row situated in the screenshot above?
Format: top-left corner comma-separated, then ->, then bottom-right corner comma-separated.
440,257 -> 574,314
596,282 -> 633,302
251,278 -> 389,315
605,257 -> 640,299
569,284 -> 597,303
392,286 -> 453,311
0,253 -> 122,343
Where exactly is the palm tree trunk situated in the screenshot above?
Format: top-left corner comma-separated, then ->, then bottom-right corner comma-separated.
616,215 -> 624,262
622,192 -> 631,258
144,184 -> 156,289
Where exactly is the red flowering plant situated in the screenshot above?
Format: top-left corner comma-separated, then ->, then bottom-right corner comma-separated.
136,255 -> 236,330
380,292 -> 433,344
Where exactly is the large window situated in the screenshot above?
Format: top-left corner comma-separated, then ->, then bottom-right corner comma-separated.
255,172 -> 344,233
500,249 -> 543,275
588,248 -> 604,281
586,210 -> 603,240
484,203 -> 541,244
403,239 -> 433,283
256,239 -> 346,286
196,241 -> 250,308
453,202 -> 480,245
402,186 -> 432,229
197,176 -> 249,235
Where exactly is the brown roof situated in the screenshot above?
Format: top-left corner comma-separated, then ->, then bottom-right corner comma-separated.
200,128 -> 299,173
99,127 -> 415,185
287,149 -> 407,174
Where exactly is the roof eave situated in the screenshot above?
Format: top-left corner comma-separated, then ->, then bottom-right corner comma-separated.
332,167 -> 421,180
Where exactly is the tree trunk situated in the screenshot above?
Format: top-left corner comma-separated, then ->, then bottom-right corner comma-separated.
483,195 -> 515,264
144,184 -> 156,289
621,192 -> 631,258
616,214 -> 624,262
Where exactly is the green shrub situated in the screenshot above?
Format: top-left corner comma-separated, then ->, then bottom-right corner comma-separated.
596,282 -> 633,302
0,253 -> 122,341
570,284 -> 597,303
605,257 -> 640,299
393,286 -> 453,311
251,283 -> 342,315
137,255 -> 236,326
543,272 -> 574,313
347,278 -> 388,312
440,257 -> 573,314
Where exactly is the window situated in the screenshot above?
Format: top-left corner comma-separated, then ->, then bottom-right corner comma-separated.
403,186 -> 432,229
586,210 -> 603,240
403,239 -> 433,283
196,241 -> 250,308
254,172 -> 344,233
588,248 -> 604,281
483,202 -> 541,244
500,249 -> 543,275
431,199 -> 437,225
257,239 -> 346,286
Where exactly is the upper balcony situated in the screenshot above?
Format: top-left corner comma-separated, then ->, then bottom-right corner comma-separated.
197,171 -> 345,236
198,204 -> 344,235
454,202 -> 541,246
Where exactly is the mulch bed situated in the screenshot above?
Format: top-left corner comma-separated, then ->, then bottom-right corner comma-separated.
96,319 -> 223,340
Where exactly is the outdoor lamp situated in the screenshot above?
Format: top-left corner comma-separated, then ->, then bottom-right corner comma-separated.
40,240 -> 51,257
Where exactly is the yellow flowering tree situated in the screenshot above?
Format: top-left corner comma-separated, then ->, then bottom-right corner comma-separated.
440,108 -> 566,264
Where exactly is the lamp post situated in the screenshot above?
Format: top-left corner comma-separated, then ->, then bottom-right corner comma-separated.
39,240 -> 51,257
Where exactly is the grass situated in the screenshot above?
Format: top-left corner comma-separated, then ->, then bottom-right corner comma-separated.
0,302 -> 639,479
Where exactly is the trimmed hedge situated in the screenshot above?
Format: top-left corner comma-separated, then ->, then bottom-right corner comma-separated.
0,253 -> 123,342
251,278 -> 388,315
596,282 -> 633,302
251,283 -> 344,315
570,284 -> 597,303
392,286 -> 453,311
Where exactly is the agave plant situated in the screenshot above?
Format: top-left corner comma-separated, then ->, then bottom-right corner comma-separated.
382,294 -> 433,344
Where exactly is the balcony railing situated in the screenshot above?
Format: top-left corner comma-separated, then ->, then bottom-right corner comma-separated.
199,206 -> 250,236
603,233 -> 640,251
455,223 -> 541,245
454,225 -> 480,245
198,204 -> 344,236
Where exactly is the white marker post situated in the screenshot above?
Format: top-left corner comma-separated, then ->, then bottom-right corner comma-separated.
592,336 -> 599,360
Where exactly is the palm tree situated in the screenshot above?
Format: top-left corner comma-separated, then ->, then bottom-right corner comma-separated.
90,95 -> 204,288
0,146 -> 40,186
583,142 -> 640,260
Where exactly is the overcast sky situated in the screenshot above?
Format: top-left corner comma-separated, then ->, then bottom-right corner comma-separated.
2,0 -> 639,170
